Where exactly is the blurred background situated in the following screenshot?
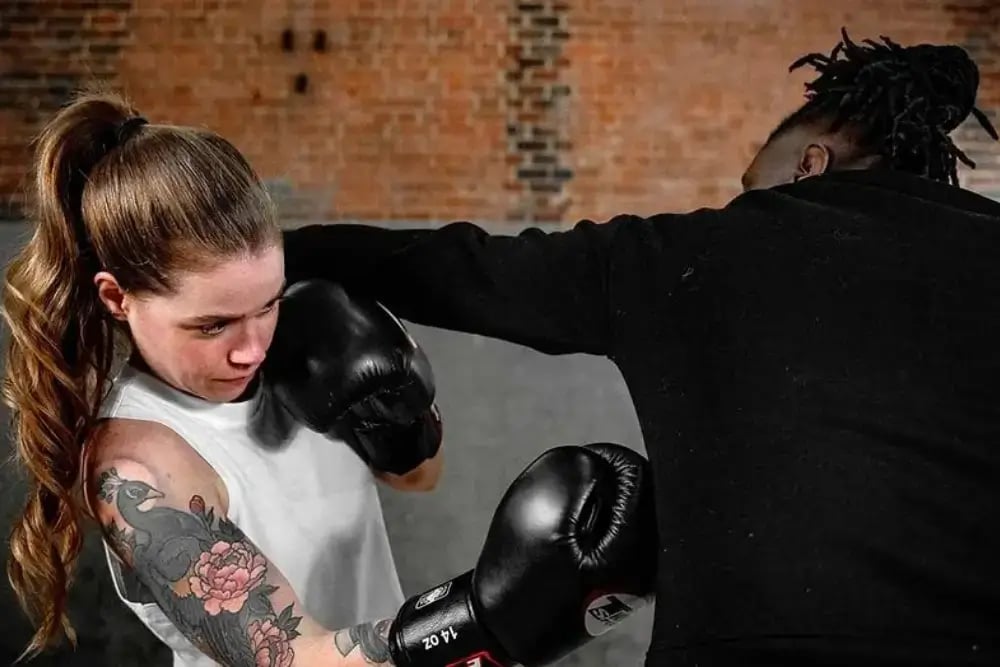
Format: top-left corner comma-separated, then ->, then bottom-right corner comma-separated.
0,1 -> 997,665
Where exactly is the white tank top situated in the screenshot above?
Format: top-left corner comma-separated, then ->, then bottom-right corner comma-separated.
95,365 -> 405,666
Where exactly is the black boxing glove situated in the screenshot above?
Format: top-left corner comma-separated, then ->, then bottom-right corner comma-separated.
264,279 -> 442,475
387,443 -> 657,667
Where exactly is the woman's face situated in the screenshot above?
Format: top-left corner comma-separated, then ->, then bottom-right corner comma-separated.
101,245 -> 286,402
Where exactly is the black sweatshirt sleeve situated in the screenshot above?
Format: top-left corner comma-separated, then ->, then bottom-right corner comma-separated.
282,216 -> 637,356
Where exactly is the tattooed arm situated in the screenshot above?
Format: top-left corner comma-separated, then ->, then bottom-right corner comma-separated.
85,418 -> 398,667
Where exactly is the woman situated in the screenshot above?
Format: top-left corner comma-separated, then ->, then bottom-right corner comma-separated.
2,89 -> 441,666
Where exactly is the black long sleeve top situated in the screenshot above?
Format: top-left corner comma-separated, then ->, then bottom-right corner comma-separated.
284,168 -> 1000,666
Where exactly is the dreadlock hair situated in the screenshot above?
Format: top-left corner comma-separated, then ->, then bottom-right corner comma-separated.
771,27 -> 998,186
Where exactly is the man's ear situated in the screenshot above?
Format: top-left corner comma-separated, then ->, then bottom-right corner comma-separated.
794,143 -> 833,182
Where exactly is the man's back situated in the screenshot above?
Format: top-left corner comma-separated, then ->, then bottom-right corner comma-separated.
613,169 -> 1000,665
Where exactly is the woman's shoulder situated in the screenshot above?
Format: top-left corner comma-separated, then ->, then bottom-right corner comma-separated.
83,417 -> 228,516
89,417 -> 199,467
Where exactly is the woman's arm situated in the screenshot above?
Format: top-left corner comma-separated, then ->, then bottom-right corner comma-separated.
86,419 -> 399,667
374,446 -> 443,492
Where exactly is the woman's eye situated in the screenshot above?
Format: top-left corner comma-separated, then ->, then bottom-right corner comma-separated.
199,322 -> 227,336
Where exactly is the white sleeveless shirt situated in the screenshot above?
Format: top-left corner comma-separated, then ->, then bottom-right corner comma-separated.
96,365 -> 405,666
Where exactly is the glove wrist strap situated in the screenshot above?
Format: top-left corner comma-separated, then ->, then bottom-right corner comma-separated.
389,570 -> 514,667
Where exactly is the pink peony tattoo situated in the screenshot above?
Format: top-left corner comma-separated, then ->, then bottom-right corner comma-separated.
249,617 -> 295,667
189,540 -> 267,615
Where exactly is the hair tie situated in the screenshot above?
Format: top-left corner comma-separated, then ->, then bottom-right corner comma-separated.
116,116 -> 148,145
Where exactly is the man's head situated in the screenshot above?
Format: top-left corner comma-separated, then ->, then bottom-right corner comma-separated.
742,29 -> 998,192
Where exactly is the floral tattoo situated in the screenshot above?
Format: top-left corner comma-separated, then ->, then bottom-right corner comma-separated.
98,469 -> 301,666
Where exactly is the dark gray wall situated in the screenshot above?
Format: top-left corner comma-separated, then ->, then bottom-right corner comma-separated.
0,222 -> 655,666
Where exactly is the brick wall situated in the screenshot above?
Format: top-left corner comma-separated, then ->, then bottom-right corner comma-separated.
1,0 -> 997,224
0,1 -> 132,218
949,0 -> 1000,200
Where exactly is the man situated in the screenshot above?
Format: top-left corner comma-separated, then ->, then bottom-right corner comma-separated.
283,31 -> 1000,665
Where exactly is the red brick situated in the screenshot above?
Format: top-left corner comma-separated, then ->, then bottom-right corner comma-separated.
0,0 -> 997,223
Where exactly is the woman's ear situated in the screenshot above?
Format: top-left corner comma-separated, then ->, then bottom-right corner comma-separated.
94,271 -> 129,321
